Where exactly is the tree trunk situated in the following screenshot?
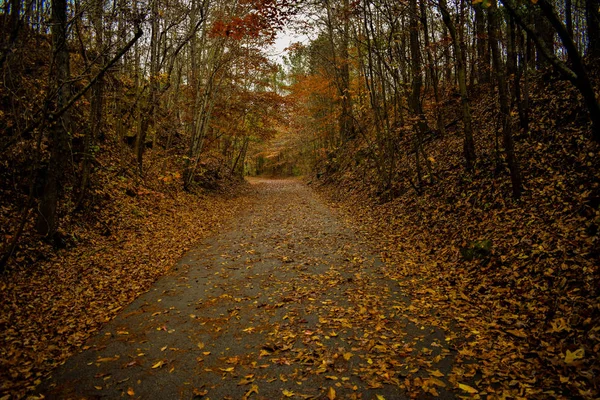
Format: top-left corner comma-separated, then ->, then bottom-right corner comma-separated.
76,0 -> 105,209
421,0 -> 446,137
442,24 -> 453,84
586,0 -> 600,61
534,8 -> 554,69
516,24 -> 530,130
408,0 -> 428,135
37,0 -> 71,237
474,5 -> 490,84
507,14 -> 517,104
566,0 -> 573,38
135,0 -> 160,174
339,0 -> 354,142
324,0 -> 354,144
439,0 -> 477,171
489,0 -> 523,198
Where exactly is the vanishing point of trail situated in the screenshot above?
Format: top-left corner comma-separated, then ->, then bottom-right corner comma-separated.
40,179 -> 454,399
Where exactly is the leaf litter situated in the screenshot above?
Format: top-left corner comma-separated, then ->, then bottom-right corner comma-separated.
25,178 -> 457,399
0,179 -> 252,399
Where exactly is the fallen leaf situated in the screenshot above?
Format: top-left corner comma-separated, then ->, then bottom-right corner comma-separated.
564,348 -> 585,364
193,388 -> 208,396
243,384 -> 259,399
259,349 -> 270,357
506,329 -> 527,338
327,386 -> 336,400
458,383 -> 478,393
428,378 -> 446,387
238,375 -> 255,385
152,360 -> 165,369
97,356 -> 120,363
428,369 -> 444,377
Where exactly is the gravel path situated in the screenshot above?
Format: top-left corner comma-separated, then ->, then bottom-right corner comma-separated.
39,179 -> 455,399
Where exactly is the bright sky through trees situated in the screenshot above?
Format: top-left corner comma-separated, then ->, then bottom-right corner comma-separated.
267,28 -> 309,62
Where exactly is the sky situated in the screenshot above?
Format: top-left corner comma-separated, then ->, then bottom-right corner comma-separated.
266,29 -> 310,64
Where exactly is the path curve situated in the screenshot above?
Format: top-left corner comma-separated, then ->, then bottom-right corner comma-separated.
40,179 -> 454,399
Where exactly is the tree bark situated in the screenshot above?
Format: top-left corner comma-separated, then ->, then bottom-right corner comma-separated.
489,0 -> 523,198
421,0 -> 446,137
474,5 -> 490,84
76,0 -> 105,209
408,0 -> 428,136
439,0 -> 477,171
339,0 -> 355,142
135,0 -> 160,174
37,0 -> 71,237
586,0 -> 600,61
534,7 -> 554,69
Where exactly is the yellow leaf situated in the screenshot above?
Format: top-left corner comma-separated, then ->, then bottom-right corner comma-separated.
506,329 -> 527,338
458,383 -> 478,393
243,384 -> 259,399
161,346 -> 167,351
193,388 -> 208,396
97,356 -> 119,362
327,386 -> 336,400
283,389 -> 294,397
220,367 -> 235,372
428,378 -> 446,387
343,352 -> 353,361
238,374 -> 255,385
428,369 -> 445,377
564,348 -> 585,364
376,395 -> 386,400
152,360 -> 165,369
197,342 -> 205,350
127,387 -> 135,396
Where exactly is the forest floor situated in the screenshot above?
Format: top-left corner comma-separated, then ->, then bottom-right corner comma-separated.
35,178 -> 460,400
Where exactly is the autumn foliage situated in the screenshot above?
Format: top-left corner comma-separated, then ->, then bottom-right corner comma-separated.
1,0 -> 600,398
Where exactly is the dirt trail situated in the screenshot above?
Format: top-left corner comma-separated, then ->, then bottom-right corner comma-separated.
40,179 -> 454,399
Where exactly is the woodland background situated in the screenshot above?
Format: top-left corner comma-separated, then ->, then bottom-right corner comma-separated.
0,0 -> 599,397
